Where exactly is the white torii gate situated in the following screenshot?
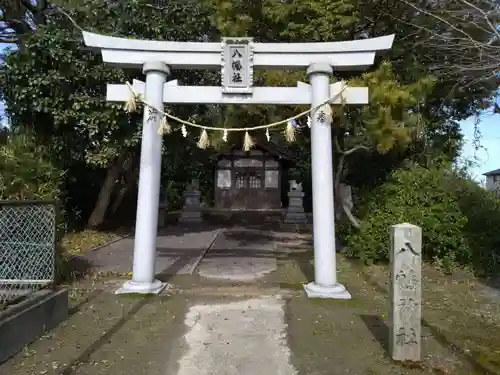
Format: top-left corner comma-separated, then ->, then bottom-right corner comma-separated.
83,32 -> 394,298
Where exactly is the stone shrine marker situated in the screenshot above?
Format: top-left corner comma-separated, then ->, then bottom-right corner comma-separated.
179,179 -> 202,224
389,223 -> 422,362
82,30 -> 394,298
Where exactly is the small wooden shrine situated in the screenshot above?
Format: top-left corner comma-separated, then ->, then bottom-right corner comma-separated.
214,141 -> 297,210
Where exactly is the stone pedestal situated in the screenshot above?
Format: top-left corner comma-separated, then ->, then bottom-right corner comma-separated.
158,202 -> 167,227
179,190 -> 202,224
284,182 -> 307,224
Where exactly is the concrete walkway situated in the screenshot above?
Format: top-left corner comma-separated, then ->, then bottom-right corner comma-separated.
84,225 -> 285,282
178,227 -> 298,374
177,297 -> 296,375
84,226 -> 221,276
197,227 -> 278,282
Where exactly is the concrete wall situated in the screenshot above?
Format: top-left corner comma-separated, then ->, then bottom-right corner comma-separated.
485,175 -> 500,192
0,288 -> 68,363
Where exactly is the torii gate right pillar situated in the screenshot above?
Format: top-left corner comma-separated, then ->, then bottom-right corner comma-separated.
304,62 -> 351,299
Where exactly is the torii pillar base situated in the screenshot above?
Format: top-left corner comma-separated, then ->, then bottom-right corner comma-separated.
115,279 -> 167,295
303,282 -> 352,299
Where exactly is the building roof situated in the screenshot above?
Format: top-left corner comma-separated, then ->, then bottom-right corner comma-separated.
217,136 -> 299,164
257,139 -> 298,162
483,168 -> 500,176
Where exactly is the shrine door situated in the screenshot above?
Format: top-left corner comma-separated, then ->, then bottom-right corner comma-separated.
233,168 -> 263,209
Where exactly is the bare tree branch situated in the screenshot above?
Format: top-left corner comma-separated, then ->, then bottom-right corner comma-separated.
332,136 -> 368,228
395,0 -> 500,85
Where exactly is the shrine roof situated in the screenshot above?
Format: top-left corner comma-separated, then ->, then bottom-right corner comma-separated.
217,137 -> 298,164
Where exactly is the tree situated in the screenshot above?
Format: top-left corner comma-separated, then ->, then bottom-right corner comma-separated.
351,0 -> 500,176
0,0 -> 50,44
3,0 -> 494,230
205,0 -> 500,225
0,124 -> 8,144
209,0 -> 441,225
1,0 -> 218,227
397,0 -> 499,94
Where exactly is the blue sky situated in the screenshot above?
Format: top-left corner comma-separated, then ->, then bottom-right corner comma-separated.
0,43 -> 8,128
460,112 -> 500,182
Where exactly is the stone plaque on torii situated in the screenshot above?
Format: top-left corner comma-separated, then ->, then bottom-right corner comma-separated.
83,31 -> 394,298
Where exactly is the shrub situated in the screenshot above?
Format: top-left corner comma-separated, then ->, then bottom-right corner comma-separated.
0,133 -> 63,201
0,133 -> 68,279
450,176 -> 500,274
343,163 -> 470,270
343,162 -> 500,274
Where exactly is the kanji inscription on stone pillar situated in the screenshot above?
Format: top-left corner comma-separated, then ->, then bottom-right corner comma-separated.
389,223 -> 422,362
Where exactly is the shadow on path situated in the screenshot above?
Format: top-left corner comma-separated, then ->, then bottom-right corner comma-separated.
360,314 -> 390,356
60,298 -> 151,375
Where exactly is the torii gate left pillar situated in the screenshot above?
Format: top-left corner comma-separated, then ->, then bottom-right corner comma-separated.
119,61 -> 170,294
83,32 -> 394,297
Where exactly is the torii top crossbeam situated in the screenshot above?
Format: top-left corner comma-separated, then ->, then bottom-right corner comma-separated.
83,32 -> 394,71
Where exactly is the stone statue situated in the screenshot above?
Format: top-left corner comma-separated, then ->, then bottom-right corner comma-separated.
289,180 -> 303,192
187,179 -> 200,192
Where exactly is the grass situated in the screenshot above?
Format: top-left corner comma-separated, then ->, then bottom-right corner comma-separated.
59,229 -> 123,256
56,229 -> 126,282
275,251 -> 500,374
351,260 -> 500,374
